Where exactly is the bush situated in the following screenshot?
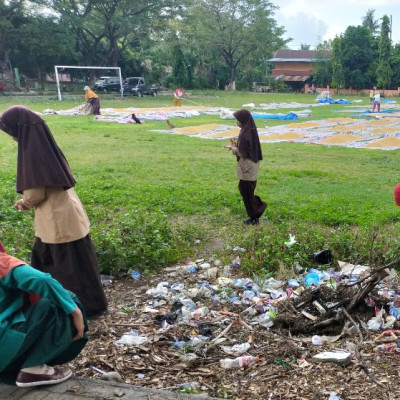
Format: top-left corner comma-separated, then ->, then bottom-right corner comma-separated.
91,208 -> 183,275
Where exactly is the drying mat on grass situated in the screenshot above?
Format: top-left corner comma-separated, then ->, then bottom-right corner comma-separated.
153,117 -> 400,150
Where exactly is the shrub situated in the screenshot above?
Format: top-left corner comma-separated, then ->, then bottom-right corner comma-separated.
91,208 -> 183,275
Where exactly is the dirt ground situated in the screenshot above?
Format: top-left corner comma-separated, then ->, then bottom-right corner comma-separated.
71,268 -> 400,400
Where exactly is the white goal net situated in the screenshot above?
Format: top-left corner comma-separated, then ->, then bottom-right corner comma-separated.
54,65 -> 122,101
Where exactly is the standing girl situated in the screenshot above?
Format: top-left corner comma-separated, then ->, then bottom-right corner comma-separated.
0,105 -> 107,318
225,109 -> 267,225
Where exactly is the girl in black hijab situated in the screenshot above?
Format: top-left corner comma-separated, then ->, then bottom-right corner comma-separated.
0,105 -> 107,318
225,109 -> 267,225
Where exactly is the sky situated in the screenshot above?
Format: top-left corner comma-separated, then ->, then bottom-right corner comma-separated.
273,0 -> 400,49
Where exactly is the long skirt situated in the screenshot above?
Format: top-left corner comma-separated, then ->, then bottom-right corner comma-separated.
2,298 -> 87,374
89,97 -> 101,115
238,180 -> 267,219
31,235 -> 108,318
173,97 -> 182,106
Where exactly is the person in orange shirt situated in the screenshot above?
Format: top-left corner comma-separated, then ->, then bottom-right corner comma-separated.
84,86 -> 101,115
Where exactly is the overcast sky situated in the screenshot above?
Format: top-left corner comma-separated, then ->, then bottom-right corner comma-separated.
273,0 -> 400,49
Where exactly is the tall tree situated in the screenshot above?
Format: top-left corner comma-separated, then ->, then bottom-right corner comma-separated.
340,26 -> 378,89
11,15 -> 78,87
376,15 -> 392,89
391,43 -> 400,89
330,37 -> 344,89
362,9 -> 380,36
35,0 -> 183,67
312,51 -> 331,88
182,0 -> 287,89
0,1 -> 27,85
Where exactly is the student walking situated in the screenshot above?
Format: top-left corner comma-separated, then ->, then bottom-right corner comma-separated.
225,109 -> 267,225
0,105 -> 107,318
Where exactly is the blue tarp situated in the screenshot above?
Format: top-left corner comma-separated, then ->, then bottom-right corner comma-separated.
251,112 -> 298,120
349,109 -> 399,117
317,98 -> 351,104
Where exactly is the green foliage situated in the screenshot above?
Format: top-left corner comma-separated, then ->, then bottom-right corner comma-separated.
362,9 -> 380,36
313,58 -> 332,88
90,208 -> 183,275
330,38 -> 344,89
229,223 -> 400,277
341,25 -> 378,89
181,0 -> 288,87
171,44 -> 188,87
1,93 -> 400,279
376,15 -> 393,89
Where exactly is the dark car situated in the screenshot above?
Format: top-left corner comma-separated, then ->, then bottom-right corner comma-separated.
94,77 -> 121,92
122,77 -> 159,97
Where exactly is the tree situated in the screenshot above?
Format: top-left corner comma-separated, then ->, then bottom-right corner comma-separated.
330,37 -> 344,89
313,51 -> 331,88
391,44 -> 400,88
182,0 -> 287,89
362,9 -> 380,36
376,15 -> 392,89
34,0 -> 183,67
11,16 -> 78,87
0,1 -> 28,85
340,26 -> 378,89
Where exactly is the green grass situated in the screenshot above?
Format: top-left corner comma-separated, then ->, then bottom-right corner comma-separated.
0,90 -> 399,276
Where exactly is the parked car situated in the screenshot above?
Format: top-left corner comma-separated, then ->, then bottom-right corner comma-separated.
94,76 -> 121,92
122,77 -> 159,97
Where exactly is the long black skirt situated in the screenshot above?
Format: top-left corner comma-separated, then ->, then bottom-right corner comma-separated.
238,180 -> 267,219
31,235 -> 108,317
89,98 -> 101,115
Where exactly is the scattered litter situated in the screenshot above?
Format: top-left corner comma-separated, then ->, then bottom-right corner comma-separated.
312,351 -> 352,366
284,234 -> 296,247
220,355 -> 259,369
130,270 -> 142,280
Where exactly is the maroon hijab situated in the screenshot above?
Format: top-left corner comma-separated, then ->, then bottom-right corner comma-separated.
233,109 -> 263,163
0,105 -> 75,193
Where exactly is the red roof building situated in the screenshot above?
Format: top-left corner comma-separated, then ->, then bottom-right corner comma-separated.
269,50 -> 331,91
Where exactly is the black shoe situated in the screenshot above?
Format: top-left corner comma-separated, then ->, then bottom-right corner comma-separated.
244,217 -> 259,225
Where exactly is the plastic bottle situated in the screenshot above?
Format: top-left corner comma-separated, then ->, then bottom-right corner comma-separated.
220,356 -> 259,369
252,296 -> 265,306
191,307 -> 208,319
130,270 -> 142,280
374,343 -> 399,352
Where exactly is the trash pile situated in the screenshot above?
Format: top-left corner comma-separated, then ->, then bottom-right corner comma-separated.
74,243 -> 400,399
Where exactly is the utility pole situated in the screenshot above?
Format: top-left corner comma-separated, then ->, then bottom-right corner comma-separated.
390,15 -> 392,41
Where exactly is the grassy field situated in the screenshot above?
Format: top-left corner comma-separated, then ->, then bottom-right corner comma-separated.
0,90 -> 399,277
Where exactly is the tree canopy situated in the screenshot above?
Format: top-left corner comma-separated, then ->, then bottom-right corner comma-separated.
1,2 -> 400,91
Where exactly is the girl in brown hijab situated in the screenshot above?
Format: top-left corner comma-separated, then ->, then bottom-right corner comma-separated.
225,109 -> 267,225
0,105 -> 107,318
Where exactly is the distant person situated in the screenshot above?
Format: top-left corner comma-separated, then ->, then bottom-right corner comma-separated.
0,105 -> 108,318
84,86 -> 101,115
173,88 -> 185,107
369,87 -> 375,104
0,240 -> 87,387
225,109 -> 267,225
372,91 -> 381,112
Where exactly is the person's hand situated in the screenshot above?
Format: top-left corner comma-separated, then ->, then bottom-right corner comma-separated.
70,306 -> 85,342
224,137 -> 237,150
13,199 -> 28,211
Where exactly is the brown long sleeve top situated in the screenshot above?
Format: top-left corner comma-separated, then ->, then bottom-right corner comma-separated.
231,146 -> 260,181
21,187 -> 90,244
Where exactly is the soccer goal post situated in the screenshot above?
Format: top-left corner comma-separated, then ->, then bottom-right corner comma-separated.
54,65 -> 123,101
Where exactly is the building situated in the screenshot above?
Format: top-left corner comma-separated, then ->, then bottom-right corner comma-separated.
268,50 -> 331,92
